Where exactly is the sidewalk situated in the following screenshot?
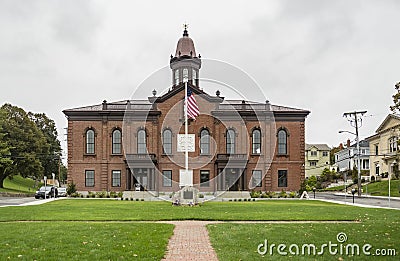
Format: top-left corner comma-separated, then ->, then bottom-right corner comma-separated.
161,221 -> 219,261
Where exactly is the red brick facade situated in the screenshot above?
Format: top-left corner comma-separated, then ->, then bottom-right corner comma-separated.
63,29 -> 309,194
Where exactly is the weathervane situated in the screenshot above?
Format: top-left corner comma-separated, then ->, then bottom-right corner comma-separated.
183,23 -> 189,36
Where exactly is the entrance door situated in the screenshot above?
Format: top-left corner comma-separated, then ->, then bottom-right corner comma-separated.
225,168 -> 243,191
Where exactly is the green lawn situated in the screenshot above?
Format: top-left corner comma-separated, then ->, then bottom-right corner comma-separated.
0,175 -> 39,194
0,222 -> 173,260
363,180 -> 400,197
0,200 -> 399,260
0,199 -> 377,222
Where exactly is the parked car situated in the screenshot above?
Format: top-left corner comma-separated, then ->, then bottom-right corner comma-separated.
34,186 -> 57,199
57,187 -> 67,197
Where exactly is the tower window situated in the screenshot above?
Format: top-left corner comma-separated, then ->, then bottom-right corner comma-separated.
192,69 -> 197,85
183,68 -> 188,82
174,70 -> 179,85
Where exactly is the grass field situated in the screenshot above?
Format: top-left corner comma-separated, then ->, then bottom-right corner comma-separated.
0,200 -> 398,260
0,222 -> 173,260
0,199 -> 381,221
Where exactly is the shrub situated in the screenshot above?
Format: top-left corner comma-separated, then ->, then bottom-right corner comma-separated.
66,181 -> 77,195
86,194 -> 90,198
199,194 -> 204,198
80,194 -> 84,198
238,198 -> 242,202
96,191 -> 106,198
125,198 -> 129,201
289,191 -> 297,198
279,190 -> 287,198
140,199 -> 144,201
252,198 -> 256,201
264,191 -> 275,198
233,199 -> 237,202
135,198 -> 139,201
70,192 -> 79,198
250,190 -> 261,198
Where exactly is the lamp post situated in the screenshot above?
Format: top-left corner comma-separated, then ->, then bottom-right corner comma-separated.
44,176 -> 47,199
339,130 -> 362,197
312,187 -> 316,199
52,173 -> 55,200
351,188 -> 356,204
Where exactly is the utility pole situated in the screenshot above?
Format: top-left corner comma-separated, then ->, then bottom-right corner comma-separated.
343,111 -> 367,196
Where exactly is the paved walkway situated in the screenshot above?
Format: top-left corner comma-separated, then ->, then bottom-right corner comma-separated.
161,221 -> 219,261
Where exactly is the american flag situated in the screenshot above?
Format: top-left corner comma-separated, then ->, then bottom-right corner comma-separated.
186,87 -> 199,119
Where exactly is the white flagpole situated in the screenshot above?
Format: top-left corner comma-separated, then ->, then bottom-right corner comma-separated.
184,80 -> 189,182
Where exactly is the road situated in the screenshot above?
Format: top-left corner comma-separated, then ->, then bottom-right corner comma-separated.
315,192 -> 400,209
0,197 -> 58,207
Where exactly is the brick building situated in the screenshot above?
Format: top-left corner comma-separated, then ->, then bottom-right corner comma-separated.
63,28 -> 310,195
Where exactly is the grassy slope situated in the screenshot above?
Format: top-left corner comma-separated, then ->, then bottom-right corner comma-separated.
0,175 -> 39,194
363,180 -> 400,197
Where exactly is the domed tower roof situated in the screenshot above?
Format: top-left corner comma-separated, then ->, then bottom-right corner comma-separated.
175,26 -> 197,57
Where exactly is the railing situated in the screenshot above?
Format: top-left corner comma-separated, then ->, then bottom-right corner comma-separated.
126,153 -> 157,162
216,154 -> 247,161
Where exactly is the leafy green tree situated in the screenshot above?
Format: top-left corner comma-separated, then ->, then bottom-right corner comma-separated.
330,146 -> 341,165
390,82 -> 400,112
0,110 -> 13,176
28,112 -> 61,178
0,104 -> 48,188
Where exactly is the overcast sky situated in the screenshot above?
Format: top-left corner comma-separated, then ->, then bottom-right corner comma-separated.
1,0 -> 399,157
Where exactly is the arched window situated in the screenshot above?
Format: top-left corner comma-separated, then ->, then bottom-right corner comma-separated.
183,68 -> 188,82
200,129 -> 210,155
278,129 -> 287,155
174,70 -> 179,85
226,129 -> 235,154
137,129 -> 147,154
163,129 -> 172,154
252,129 -> 261,154
86,129 -> 95,154
112,129 -> 122,154
192,69 -> 197,85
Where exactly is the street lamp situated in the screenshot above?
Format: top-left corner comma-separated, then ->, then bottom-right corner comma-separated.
44,176 -> 47,200
312,187 -> 316,199
351,188 -> 356,204
52,173 -> 56,199
339,130 -> 362,197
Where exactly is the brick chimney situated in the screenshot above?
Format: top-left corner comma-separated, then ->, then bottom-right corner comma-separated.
346,139 -> 351,148
339,143 -> 343,150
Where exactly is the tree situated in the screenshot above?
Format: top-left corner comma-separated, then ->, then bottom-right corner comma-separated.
330,146 -> 341,165
28,112 -> 61,178
0,104 -> 48,188
390,82 -> 400,112
0,110 -> 13,176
